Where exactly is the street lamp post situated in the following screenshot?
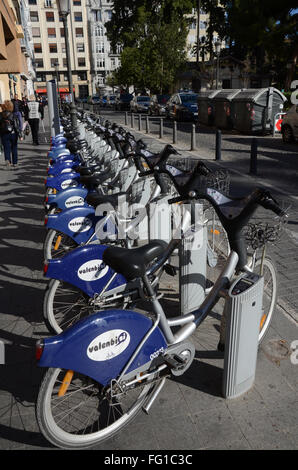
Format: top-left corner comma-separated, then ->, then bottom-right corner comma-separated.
56,0 -> 77,128
54,62 -> 60,110
215,40 -> 221,90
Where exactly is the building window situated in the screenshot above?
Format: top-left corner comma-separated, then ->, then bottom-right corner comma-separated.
32,27 -> 40,37
36,72 -> 46,82
77,71 -> 87,80
28,0 -> 37,4
60,28 -> 65,37
63,58 -> 67,67
45,0 -> 52,6
106,10 -> 112,20
30,11 -> 39,22
34,43 -> 42,53
73,0 -> 81,4
95,42 -> 104,53
200,21 -> 206,29
96,57 -> 105,68
47,28 -> 56,38
189,20 -> 196,29
116,43 -> 122,54
49,43 -> 58,53
77,43 -> 85,52
78,58 -> 86,67
35,59 -> 44,68
46,12 -> 55,22
74,13 -> 82,21
93,10 -> 101,22
94,25 -> 103,36
75,28 -> 84,37
50,58 -> 59,67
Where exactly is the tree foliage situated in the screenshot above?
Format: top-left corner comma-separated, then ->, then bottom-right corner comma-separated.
106,0 -> 193,92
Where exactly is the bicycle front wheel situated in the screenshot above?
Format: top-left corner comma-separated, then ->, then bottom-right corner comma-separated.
36,367 -> 157,449
44,229 -> 78,261
254,256 -> 278,343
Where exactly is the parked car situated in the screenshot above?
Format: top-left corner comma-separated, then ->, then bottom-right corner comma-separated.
91,95 -> 100,104
114,93 -> 133,111
107,95 -> 116,107
281,105 -> 298,143
130,95 -> 150,113
100,95 -> 108,107
166,92 -> 198,121
149,94 -> 170,116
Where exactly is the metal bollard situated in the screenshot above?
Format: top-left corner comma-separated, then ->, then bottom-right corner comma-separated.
250,138 -> 258,175
131,113 -> 134,128
138,114 -> 142,131
125,112 -> 128,126
146,116 -> 149,134
159,118 -> 163,139
191,123 -> 196,150
173,120 -> 177,144
215,129 -> 222,160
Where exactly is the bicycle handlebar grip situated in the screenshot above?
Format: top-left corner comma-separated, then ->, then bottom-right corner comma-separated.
138,170 -> 154,177
260,193 -> 286,217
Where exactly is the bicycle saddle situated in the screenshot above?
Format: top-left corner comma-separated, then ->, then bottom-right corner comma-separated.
103,240 -> 168,281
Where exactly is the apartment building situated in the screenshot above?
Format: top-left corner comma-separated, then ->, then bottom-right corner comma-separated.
29,0 -> 91,99
186,6 -> 225,62
0,0 -> 35,101
87,0 -> 121,96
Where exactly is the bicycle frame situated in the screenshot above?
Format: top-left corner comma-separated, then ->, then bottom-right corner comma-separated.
38,250 -> 238,387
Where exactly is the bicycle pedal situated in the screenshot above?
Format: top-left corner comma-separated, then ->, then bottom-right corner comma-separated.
163,264 -> 177,276
163,354 -> 186,371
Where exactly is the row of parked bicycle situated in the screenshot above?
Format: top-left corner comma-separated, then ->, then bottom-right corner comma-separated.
35,109 -> 286,449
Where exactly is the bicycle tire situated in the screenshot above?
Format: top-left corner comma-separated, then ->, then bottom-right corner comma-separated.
36,367 -> 158,449
254,255 -> 278,344
43,279 -> 94,334
44,229 -> 78,261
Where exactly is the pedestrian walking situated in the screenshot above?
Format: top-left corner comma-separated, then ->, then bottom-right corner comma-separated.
0,100 -> 22,168
24,94 -> 44,145
11,94 -> 24,138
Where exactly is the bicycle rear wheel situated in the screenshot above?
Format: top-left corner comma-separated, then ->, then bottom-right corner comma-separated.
36,367 -> 157,449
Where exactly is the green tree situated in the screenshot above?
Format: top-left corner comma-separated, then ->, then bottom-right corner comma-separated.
106,0 -> 193,92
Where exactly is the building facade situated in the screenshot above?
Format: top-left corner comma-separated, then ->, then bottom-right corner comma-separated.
87,0 -> 121,96
29,0 -> 91,99
0,0 -> 32,101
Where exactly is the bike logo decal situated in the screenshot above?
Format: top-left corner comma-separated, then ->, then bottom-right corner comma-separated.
65,196 -> 85,208
61,179 -> 78,189
68,216 -> 93,233
87,329 -> 130,361
77,259 -> 109,281
61,168 -> 73,174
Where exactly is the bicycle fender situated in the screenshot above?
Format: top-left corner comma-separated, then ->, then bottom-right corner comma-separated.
46,188 -> 89,211
45,243 -> 127,297
45,206 -> 98,244
38,309 -> 167,386
45,172 -> 82,191
47,161 -> 77,176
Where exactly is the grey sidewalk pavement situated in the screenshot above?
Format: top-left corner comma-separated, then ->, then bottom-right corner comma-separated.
0,113 -> 297,451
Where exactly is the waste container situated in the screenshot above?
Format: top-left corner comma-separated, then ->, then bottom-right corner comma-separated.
197,90 -> 220,126
213,89 -> 241,129
233,87 -> 287,134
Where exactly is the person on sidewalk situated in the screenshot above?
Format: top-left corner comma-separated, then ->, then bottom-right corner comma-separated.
11,94 -> 24,137
24,95 -> 44,145
0,100 -> 22,168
